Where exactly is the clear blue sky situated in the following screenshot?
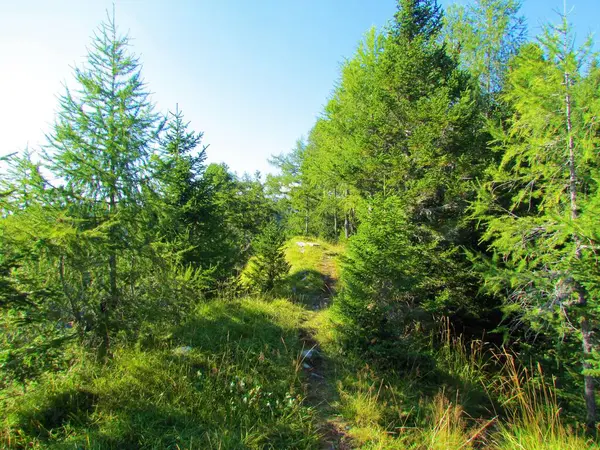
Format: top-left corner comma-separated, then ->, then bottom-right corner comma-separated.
1,1 -> 598,176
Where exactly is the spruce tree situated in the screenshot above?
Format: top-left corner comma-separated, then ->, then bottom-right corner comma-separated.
151,106 -> 211,268
203,163 -> 275,276
330,0 -> 489,352
245,221 -> 290,293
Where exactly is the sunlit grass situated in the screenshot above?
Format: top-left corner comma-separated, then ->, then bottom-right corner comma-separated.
489,352 -> 597,450
283,236 -> 343,305
1,298 -> 319,449
284,236 -> 344,277
308,315 -> 597,450
2,238 -> 596,450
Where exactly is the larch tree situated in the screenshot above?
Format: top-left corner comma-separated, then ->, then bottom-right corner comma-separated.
443,0 -> 527,100
472,16 -> 600,430
268,139 -> 324,237
45,12 -> 160,359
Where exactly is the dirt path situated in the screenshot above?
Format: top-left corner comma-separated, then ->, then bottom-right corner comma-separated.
300,328 -> 352,450
295,245 -> 352,449
312,248 -> 339,310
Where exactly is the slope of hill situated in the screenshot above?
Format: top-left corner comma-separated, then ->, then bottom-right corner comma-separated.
2,237 -> 596,449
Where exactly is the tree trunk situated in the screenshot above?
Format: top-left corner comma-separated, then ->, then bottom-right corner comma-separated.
565,67 -> 596,431
582,316 -> 597,432
344,213 -> 350,239
333,187 -> 338,236
100,191 -> 118,362
333,211 -> 338,236
106,250 -> 117,355
304,196 -> 309,236
344,189 -> 351,239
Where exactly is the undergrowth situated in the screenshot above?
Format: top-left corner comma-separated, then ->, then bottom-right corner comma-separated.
307,306 -> 598,449
1,237 -> 597,449
1,298 -> 319,449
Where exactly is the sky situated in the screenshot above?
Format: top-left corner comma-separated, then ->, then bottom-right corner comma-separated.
1,0 -> 598,176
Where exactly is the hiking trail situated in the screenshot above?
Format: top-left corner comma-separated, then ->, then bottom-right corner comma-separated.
287,239 -> 352,449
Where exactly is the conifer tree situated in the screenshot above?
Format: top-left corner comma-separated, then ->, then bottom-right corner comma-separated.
472,17 -> 600,429
245,221 -> 290,293
268,139 -> 322,236
151,106 -> 212,269
45,12 -> 160,359
444,0 -> 526,99
156,105 -> 206,209
0,153 -> 75,384
329,0 -> 489,349
203,163 -> 275,275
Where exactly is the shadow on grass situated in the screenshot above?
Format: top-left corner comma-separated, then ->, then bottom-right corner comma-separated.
327,332 -> 495,430
172,299 -> 299,352
15,389 -> 98,437
5,300 -> 319,449
281,269 -> 333,309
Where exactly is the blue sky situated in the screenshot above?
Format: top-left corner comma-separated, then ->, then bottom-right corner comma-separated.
1,1 -> 598,176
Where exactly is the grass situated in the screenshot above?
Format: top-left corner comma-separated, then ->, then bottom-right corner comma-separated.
283,236 -> 343,308
284,236 -> 343,277
2,236 -> 597,449
1,298 -> 319,449
488,353 -> 597,450
296,248 -> 596,449
289,238 -> 596,449
305,325 -> 598,450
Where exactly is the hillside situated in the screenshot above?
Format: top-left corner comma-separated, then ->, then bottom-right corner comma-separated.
3,1 -> 600,447
1,239 -> 342,449
2,237 -> 596,449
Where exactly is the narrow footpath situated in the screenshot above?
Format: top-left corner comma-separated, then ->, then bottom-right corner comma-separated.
287,240 -> 352,449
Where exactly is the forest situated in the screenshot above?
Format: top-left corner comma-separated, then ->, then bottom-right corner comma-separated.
1,0 -> 600,448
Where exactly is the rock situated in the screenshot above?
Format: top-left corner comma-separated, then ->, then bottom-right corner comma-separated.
173,346 -> 192,355
302,348 -> 318,360
296,241 -> 320,247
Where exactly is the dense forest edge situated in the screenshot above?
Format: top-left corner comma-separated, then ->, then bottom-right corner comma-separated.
2,0 -> 600,448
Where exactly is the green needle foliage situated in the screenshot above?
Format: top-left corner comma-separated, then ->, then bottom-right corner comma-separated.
3,0 -> 600,446
268,140 -> 323,237
244,221 -> 290,293
44,12 -> 161,359
308,0 -> 495,360
443,0 -> 527,100
0,10 -> 277,377
148,106 -> 222,283
471,15 -> 600,429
